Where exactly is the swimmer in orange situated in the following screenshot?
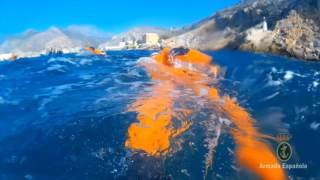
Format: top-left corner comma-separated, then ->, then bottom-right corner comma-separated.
126,47 -> 286,180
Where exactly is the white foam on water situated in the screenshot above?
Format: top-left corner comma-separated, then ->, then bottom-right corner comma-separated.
46,64 -> 67,72
310,122 -> 320,131
218,117 -> 232,126
48,57 -> 76,65
123,60 -> 137,66
267,76 -> 283,86
80,74 -> 95,80
271,67 -> 278,72
36,103 -> 49,120
94,97 -> 109,105
51,84 -> 74,95
227,147 -> 234,154
35,83 -> 75,99
24,174 -> 33,180
199,88 -> 209,97
284,70 -> 294,81
0,97 -> 6,104
0,75 -> 6,80
38,98 -> 53,112
97,77 -> 111,85
260,91 -> 280,101
137,57 -> 152,64
0,96 -> 18,105
267,71 -> 283,86
79,58 -> 93,65
267,68 -> 307,86
127,81 -> 144,91
202,113 -> 224,176
313,81 -> 319,88
36,83 -> 76,119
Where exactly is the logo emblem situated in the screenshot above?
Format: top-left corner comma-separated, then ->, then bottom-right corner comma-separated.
277,141 -> 292,162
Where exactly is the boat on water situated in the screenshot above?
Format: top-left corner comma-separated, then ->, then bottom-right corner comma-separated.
46,48 -> 64,56
9,54 -> 18,61
0,53 -> 18,61
84,47 -> 106,55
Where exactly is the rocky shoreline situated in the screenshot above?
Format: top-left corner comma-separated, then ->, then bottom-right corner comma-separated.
164,0 -> 320,61
241,10 -> 320,61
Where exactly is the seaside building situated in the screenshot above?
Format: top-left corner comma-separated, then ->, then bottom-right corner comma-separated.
119,42 -> 126,47
144,33 -> 160,46
100,42 -> 126,50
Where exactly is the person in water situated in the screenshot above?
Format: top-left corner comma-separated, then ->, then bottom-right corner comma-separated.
125,47 -> 286,180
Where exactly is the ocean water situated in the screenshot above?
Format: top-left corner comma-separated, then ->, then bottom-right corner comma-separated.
0,50 -> 319,179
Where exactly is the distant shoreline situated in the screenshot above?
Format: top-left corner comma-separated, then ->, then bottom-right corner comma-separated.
1,48 -> 314,63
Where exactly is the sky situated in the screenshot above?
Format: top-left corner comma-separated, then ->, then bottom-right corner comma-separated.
0,0 -> 239,39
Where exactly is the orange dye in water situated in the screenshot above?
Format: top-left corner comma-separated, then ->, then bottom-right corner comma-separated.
125,48 -> 286,179
125,82 -> 190,156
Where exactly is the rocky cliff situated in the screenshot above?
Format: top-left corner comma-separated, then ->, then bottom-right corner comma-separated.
164,0 -> 320,61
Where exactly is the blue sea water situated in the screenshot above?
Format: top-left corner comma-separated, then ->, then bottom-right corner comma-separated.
0,50 -> 319,179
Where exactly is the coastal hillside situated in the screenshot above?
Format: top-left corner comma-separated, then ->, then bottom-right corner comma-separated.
1,0 -> 319,61
0,26 -> 107,56
98,26 -> 175,49
164,0 -> 320,61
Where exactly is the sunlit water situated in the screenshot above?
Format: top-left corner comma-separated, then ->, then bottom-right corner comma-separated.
0,50 -> 319,179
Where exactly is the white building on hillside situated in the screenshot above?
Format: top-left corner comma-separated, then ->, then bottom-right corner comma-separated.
144,33 -> 160,46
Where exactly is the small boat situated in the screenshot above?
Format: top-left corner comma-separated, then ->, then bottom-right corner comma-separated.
84,47 -> 106,55
9,54 -> 18,61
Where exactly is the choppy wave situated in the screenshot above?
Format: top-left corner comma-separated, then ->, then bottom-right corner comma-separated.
0,50 -> 319,179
